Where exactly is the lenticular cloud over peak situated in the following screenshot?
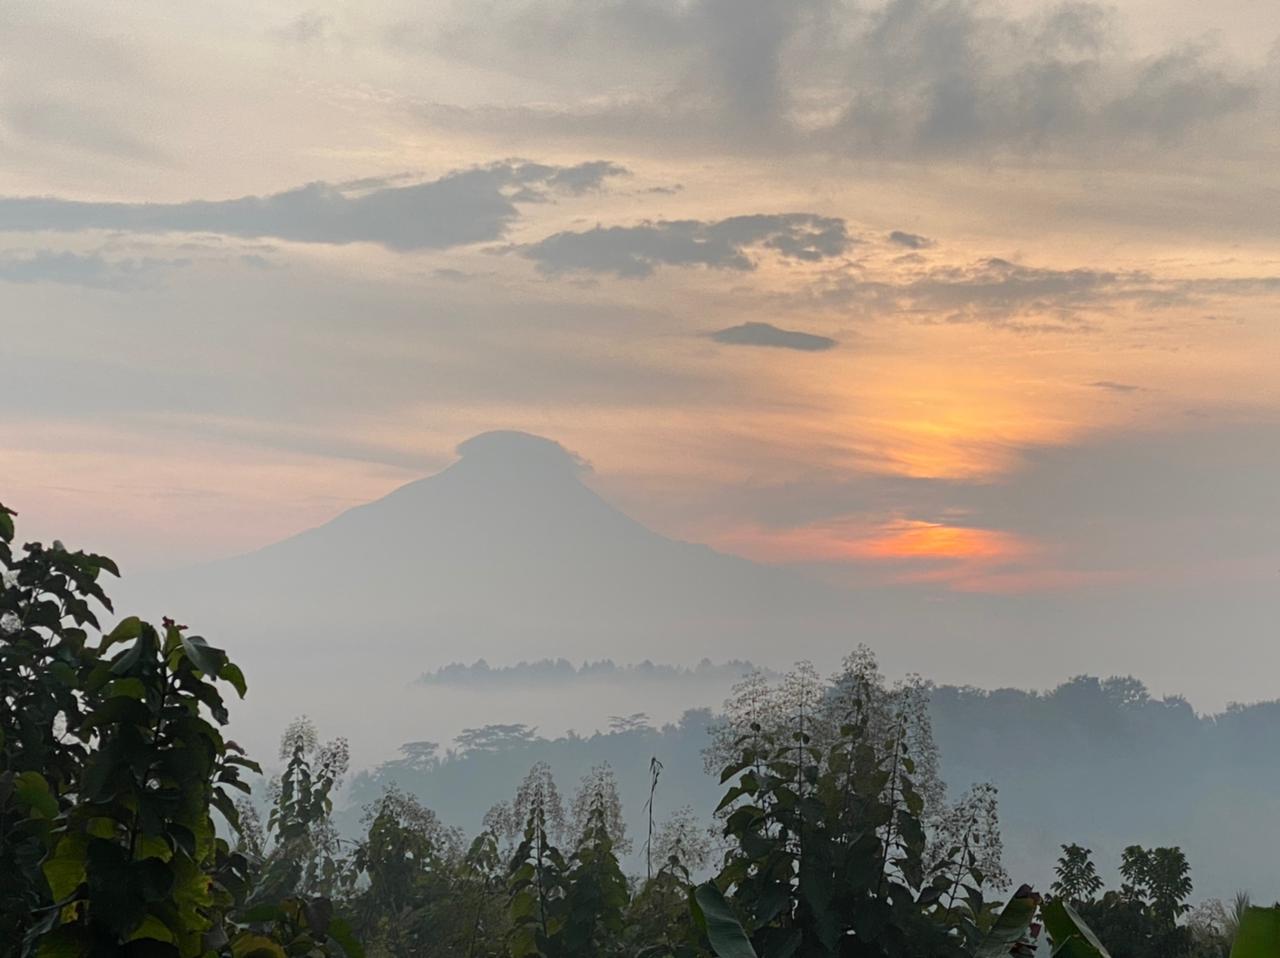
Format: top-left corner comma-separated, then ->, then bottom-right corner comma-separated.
455,430 -> 591,476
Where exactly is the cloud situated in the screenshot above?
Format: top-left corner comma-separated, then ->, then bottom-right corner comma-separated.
4,99 -> 162,163
0,250 -> 188,288
411,0 -> 1261,161
520,213 -> 852,277
0,160 -> 629,251
826,1 -> 1257,156
896,258 -> 1125,315
1089,380 -> 1142,393
272,12 -> 331,45
888,230 -> 934,249
456,430 -> 592,475
803,255 -> 1280,328
544,160 -> 630,194
807,256 -> 1146,327
710,321 -> 836,351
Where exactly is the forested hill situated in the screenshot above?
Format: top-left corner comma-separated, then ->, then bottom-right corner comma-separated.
929,678 -> 1280,903
348,672 -> 1280,903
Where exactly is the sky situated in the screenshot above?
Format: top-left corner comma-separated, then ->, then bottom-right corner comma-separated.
2,1 -> 1279,702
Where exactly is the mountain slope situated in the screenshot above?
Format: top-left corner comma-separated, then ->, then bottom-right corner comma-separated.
136,430 -> 847,657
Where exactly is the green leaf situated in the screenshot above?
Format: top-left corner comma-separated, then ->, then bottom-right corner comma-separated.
43,833 -> 89,901
1231,906 -> 1280,958
694,882 -> 758,958
134,834 -> 173,862
92,554 -> 121,577
219,662 -> 248,698
103,615 -> 142,650
327,917 -> 366,958
975,892 -> 1037,958
105,677 -> 147,700
715,785 -> 748,813
1043,899 -> 1112,958
126,914 -> 176,944
136,857 -> 176,903
15,770 -> 59,819
238,903 -> 285,922
35,926 -> 90,958
110,628 -> 154,675
85,817 -> 118,840
230,933 -> 288,958
180,634 -> 227,677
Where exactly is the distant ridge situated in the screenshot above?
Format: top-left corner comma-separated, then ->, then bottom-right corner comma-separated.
418,657 -> 771,688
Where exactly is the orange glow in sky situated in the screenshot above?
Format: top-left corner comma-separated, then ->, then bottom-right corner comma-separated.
712,516 -> 1040,590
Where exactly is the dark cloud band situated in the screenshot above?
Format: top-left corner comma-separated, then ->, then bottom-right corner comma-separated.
520,213 -> 852,277
0,161 -> 628,251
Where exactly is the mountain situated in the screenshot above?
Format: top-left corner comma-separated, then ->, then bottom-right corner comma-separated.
119,431 -> 854,763
134,430 -> 847,657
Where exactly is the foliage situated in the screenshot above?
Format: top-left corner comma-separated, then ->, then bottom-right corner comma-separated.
249,717 -> 353,905
505,761 -> 572,958
1043,899 -> 1114,958
1122,845 -> 1194,925
559,776 -> 630,957
0,503 -> 363,958
1185,896 -> 1242,958
458,725 -> 542,754
345,786 -> 474,957
928,783 -> 1009,898
1228,906 -> 1280,958
1053,845 -> 1105,905
0,503 -> 262,956
708,657 -> 970,956
569,764 -> 630,855
1056,843 -> 1196,958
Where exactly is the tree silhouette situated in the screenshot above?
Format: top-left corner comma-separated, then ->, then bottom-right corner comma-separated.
1052,843 -> 1103,904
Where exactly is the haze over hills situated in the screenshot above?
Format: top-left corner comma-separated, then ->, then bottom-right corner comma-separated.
119,430 -> 853,762
344,668 -> 1280,904
47,429 -> 1280,914
116,427 -> 1275,767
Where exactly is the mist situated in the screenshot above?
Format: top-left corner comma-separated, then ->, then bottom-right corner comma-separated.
4,1 -> 1279,954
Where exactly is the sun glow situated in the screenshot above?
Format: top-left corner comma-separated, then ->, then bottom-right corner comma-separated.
714,515 -> 1033,569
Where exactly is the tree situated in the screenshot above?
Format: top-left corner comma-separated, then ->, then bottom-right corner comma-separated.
651,805 -> 713,875
506,764 -> 571,958
928,783 -> 1009,896
0,502 -> 363,958
1185,897 -> 1237,958
250,716 -> 354,905
1145,847 -> 1194,925
560,774 -> 630,958
608,713 -> 652,734
350,785 -> 464,956
0,503 -> 261,955
390,740 -> 441,773
569,764 -> 630,855
709,663 -> 971,957
1053,844 -> 1104,904
1077,845 -> 1196,958
626,805 -> 707,958
457,724 -> 540,754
